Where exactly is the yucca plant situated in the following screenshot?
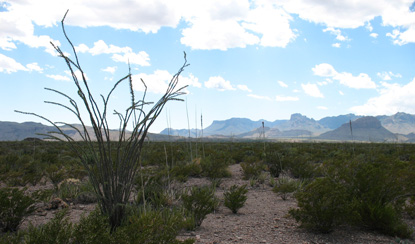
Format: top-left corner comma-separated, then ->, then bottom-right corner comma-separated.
16,10 -> 188,231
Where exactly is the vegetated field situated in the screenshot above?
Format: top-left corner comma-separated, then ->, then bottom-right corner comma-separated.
1,140 -> 415,243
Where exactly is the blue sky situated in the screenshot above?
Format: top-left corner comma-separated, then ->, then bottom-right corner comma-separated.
1,0 -> 415,133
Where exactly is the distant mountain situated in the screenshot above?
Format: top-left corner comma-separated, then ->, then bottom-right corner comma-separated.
274,113 -> 329,135
318,114 -> 362,129
0,121 -> 60,141
0,121 -> 173,141
377,112 -> 415,135
200,118 -> 286,136
319,116 -> 397,142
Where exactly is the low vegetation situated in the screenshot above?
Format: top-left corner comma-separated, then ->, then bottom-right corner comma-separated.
1,140 -> 415,241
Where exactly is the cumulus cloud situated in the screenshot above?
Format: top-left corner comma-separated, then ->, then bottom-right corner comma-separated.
377,71 -> 402,80
102,66 -> 117,74
323,27 -> 350,41
204,76 -> 236,91
26,62 -> 43,73
301,83 -> 324,98
132,70 -> 201,94
181,0 -> 296,50
350,78 -> 415,115
76,40 -> 150,66
0,53 -> 28,73
237,84 -> 252,92
278,0 -> 415,45
370,33 -> 379,38
276,95 -> 299,101
278,80 -> 288,87
312,63 -> 377,89
317,106 -> 328,110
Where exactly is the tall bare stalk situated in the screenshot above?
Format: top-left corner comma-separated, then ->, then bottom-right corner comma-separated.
16,10 -> 188,230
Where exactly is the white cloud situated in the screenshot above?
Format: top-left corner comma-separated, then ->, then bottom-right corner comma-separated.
275,95 -> 299,101
301,83 -> 324,98
350,78 -> 415,115
180,0 -> 296,50
377,71 -> 402,80
278,80 -> 288,87
317,106 -> 328,110
102,66 -> 117,74
237,84 -> 252,92
312,63 -> 337,77
204,76 -> 236,91
332,43 -> 341,48
323,27 -> 350,41
248,94 -> 272,101
242,4 -> 297,48
339,90 -> 344,95
46,74 -> 71,81
181,18 -> 259,51
313,63 -> 377,89
132,70 -> 201,94
26,62 -> 43,73
370,33 -> 379,38
112,51 -> 150,66
0,53 -> 27,73
76,40 -> 150,66
278,0 -> 415,45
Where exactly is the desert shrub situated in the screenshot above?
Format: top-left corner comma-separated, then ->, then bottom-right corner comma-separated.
24,209 -> 73,244
264,152 -> 284,177
289,177 -> 349,233
200,156 -> 231,179
72,208 -> 112,244
45,164 -> 66,188
224,185 -> 248,214
135,169 -> 173,209
182,185 -> 219,229
346,161 -> 412,238
115,207 -> 193,244
0,187 -> 35,232
171,161 -> 201,182
273,176 -> 301,200
240,161 -> 264,180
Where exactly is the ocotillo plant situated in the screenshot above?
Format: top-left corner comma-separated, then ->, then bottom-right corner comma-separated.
16,10 -> 188,231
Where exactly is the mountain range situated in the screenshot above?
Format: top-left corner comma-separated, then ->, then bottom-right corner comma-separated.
160,112 -> 415,142
1,112 -> 415,142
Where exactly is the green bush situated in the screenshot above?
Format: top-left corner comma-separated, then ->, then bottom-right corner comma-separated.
273,176 -> 300,200
72,208 -> 113,244
182,185 -> 219,230
200,156 -> 231,179
289,177 -> 349,233
224,185 -> 248,214
0,187 -> 35,232
240,161 -> 264,180
171,162 -> 201,182
115,207 -> 192,244
24,209 -> 73,244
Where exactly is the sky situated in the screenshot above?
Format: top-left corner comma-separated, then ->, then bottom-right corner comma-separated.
1,0 -> 415,133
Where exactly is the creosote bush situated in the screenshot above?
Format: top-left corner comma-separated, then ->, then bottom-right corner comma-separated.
272,176 -> 301,200
0,187 -> 36,232
224,185 -> 248,214
182,185 -> 219,230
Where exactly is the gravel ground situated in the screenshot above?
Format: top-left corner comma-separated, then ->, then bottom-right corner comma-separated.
19,163 -> 415,243
178,164 -> 415,244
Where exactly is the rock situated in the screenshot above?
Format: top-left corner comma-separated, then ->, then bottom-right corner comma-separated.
47,197 -> 68,210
